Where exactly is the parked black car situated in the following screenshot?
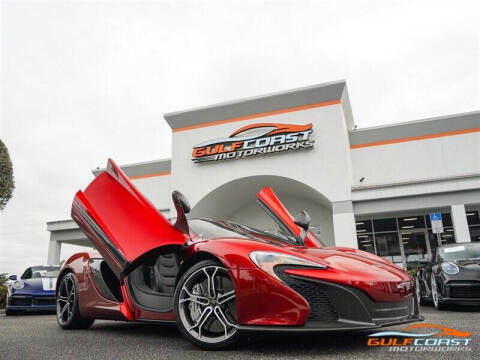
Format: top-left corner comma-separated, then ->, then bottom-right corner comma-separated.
416,242 -> 480,310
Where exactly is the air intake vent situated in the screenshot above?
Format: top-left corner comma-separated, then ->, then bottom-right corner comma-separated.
274,265 -> 338,321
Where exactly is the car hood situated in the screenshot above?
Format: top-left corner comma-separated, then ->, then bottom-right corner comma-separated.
22,278 -> 57,291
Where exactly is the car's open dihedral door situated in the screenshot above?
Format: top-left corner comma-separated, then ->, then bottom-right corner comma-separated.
71,159 -> 187,281
256,186 -> 302,240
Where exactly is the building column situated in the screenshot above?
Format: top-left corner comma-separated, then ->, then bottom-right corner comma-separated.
47,240 -> 61,265
332,201 -> 358,248
451,204 -> 471,243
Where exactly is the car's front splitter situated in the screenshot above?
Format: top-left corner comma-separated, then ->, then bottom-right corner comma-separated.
238,313 -> 424,332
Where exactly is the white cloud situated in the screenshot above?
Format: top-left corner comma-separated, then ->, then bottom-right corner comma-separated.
1,0 -> 478,275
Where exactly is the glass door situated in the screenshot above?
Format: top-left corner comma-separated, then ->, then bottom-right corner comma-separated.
399,229 -> 430,270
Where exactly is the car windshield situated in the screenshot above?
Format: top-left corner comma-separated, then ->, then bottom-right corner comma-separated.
30,266 -> 60,279
438,243 -> 480,262
188,218 -> 297,245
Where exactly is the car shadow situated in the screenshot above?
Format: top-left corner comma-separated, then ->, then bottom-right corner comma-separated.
238,330 -> 374,354
89,321 -> 374,354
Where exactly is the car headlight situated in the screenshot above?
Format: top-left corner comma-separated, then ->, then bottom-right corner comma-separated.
441,262 -> 459,275
12,280 -> 25,290
249,251 -> 327,280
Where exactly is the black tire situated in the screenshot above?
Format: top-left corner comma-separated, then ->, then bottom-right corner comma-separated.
174,259 -> 240,350
56,273 -> 95,329
431,274 -> 447,310
415,276 -> 427,305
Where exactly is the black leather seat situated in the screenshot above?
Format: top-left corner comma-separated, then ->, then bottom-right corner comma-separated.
127,253 -> 180,312
150,254 -> 179,295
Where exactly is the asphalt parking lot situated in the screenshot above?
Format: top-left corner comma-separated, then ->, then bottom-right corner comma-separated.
1,306 -> 479,360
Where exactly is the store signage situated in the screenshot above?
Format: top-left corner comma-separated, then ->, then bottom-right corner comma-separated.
191,123 -> 314,163
430,213 -> 444,234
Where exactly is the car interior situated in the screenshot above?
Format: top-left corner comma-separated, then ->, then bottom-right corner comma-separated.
125,191 -> 190,312
127,252 -> 181,312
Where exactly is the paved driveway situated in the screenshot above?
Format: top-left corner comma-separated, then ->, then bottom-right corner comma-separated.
1,306 -> 479,360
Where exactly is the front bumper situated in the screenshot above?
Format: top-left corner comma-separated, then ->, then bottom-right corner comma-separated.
239,270 -> 423,332
7,295 -> 56,312
439,281 -> 480,306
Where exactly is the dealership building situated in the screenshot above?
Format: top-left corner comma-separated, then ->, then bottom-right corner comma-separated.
47,80 -> 480,270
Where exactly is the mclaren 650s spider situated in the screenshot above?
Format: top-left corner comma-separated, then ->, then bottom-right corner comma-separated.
56,159 -> 422,349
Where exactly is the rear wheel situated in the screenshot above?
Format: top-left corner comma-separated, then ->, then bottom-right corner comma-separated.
56,273 -> 94,329
415,276 -> 427,305
174,260 -> 239,350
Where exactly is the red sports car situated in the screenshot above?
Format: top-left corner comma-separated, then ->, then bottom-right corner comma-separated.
56,159 -> 422,349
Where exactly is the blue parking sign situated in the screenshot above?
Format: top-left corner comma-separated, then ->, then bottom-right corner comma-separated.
430,213 -> 442,221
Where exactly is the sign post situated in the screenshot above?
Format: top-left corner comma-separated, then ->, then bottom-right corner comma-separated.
430,213 -> 444,246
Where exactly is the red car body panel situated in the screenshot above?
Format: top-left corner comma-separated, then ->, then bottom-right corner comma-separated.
71,159 -> 187,278
59,159 -> 421,330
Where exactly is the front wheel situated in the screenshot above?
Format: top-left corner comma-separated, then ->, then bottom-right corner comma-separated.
431,273 -> 447,310
174,260 -> 240,350
56,273 -> 94,329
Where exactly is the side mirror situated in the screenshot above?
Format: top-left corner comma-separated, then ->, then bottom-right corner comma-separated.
294,210 -> 310,245
8,275 -> 17,281
172,191 -> 190,234
294,210 -> 310,231
172,191 -> 191,214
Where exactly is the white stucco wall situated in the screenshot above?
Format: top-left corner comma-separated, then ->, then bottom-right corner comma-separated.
170,103 -> 353,209
131,175 -> 172,210
350,131 -> 480,188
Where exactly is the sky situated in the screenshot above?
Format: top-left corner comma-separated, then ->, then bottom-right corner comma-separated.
0,0 -> 479,276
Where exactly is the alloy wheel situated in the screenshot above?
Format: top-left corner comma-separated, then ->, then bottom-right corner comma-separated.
431,274 -> 439,308
177,265 -> 237,344
57,275 -> 76,325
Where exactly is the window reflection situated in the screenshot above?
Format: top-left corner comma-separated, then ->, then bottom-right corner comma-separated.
357,234 -> 375,254
374,232 -> 402,266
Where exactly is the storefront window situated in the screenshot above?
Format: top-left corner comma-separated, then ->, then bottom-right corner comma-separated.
372,218 -> 397,232
402,232 -> 428,268
357,234 -> 375,254
398,216 -> 425,230
467,210 -> 480,242
356,220 -> 372,234
356,211 -> 458,268
374,232 -> 402,266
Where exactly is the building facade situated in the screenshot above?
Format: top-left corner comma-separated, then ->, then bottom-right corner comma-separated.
47,80 -> 480,270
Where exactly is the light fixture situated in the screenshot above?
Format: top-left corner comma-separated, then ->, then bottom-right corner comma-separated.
358,235 -> 369,238
357,229 -> 367,233
403,217 -> 417,221
356,222 -> 364,225
401,226 -> 414,229
442,234 -> 453,238
466,212 -> 476,216
363,244 -> 372,247
360,240 -> 372,243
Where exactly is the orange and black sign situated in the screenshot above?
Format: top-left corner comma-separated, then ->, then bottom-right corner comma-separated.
191,123 -> 314,163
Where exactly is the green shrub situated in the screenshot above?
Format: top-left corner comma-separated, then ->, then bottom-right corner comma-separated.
0,273 -> 7,308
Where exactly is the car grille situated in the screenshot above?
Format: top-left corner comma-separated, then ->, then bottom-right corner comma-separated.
449,283 -> 480,299
274,266 -> 338,321
11,297 -> 32,306
33,297 -> 56,306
